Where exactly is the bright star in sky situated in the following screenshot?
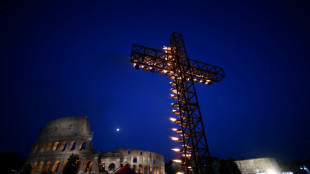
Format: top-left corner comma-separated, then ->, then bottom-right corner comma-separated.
116,128 -> 120,132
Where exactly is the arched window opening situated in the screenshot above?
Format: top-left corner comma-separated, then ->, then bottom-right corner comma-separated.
36,161 -> 44,173
43,161 -> 51,174
40,144 -> 46,153
70,141 -> 76,151
149,164 -> 152,174
60,141 -> 67,151
32,162 -> 38,173
128,150 -> 131,154
51,161 -> 60,173
138,164 -> 143,174
99,162 -> 105,172
45,143 -> 52,152
161,166 -> 165,174
32,146 -> 38,154
84,161 -> 93,173
140,151 -> 143,155
62,160 -> 68,171
108,163 -> 116,171
52,142 -> 59,151
80,141 -> 86,151
133,157 -> 137,163
144,165 -> 148,174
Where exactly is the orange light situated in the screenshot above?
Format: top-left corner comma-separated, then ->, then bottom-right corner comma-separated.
172,110 -> 180,115
170,137 -> 182,142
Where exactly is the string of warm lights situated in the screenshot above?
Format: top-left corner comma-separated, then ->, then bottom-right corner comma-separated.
131,42 -> 221,173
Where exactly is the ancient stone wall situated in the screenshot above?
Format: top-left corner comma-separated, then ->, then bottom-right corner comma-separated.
25,116 -> 165,174
26,116 -> 98,174
235,158 -> 281,174
99,148 -> 165,174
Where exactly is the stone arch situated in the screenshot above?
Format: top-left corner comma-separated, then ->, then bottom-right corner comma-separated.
60,141 -> 67,151
149,164 -> 152,174
40,144 -> 46,153
32,146 -> 38,154
62,160 -> 68,171
144,165 -> 148,174
43,160 -> 51,174
52,141 -> 59,151
79,141 -> 86,151
161,166 -> 165,174
84,160 -> 93,173
70,140 -> 76,150
133,157 -> 137,163
36,161 -> 44,173
51,161 -> 60,173
45,143 -> 52,152
99,162 -> 105,172
108,162 -> 116,172
31,161 -> 38,173
138,164 -> 143,174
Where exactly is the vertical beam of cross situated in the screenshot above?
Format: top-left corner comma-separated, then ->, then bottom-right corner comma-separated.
130,32 -> 225,174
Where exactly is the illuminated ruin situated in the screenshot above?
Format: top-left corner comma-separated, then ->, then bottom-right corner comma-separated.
25,116 -> 165,174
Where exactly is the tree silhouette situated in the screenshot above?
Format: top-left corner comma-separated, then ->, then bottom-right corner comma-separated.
220,158 -> 241,174
21,164 -> 31,174
63,154 -> 80,174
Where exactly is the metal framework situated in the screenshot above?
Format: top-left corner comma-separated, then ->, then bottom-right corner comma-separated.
130,32 -> 225,174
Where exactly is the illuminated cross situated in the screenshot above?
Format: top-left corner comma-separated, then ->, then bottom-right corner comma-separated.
130,32 -> 225,174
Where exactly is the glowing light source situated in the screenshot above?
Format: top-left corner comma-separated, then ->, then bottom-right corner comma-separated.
116,128 -> 120,132
171,128 -> 182,133
171,103 -> 179,107
171,88 -> 177,93
169,117 -> 177,122
171,94 -> 178,99
170,137 -> 182,142
134,63 -> 140,69
165,71 -> 171,76
182,154 -> 192,157
171,148 -> 182,152
172,159 -> 183,163
169,117 -> 180,123
266,169 -> 278,174
206,79 -> 213,85
170,82 -> 176,86
172,109 -> 180,115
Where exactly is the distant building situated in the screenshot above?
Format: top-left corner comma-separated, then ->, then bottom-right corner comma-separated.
235,158 -> 281,174
25,116 -> 165,174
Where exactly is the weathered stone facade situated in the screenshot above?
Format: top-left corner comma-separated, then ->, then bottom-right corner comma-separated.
25,116 -> 165,174
235,158 -> 281,174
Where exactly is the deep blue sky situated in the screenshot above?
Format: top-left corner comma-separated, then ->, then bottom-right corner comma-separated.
1,0 -> 310,163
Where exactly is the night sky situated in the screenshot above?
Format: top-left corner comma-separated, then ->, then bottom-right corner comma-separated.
1,1 -> 310,163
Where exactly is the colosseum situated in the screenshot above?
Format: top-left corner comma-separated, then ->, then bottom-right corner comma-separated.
25,116 -> 165,174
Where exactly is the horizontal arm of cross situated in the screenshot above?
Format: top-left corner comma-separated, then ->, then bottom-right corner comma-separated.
130,44 -> 226,83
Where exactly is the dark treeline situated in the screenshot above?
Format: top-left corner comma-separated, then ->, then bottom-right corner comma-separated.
165,157 -> 241,174
0,152 -> 25,174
